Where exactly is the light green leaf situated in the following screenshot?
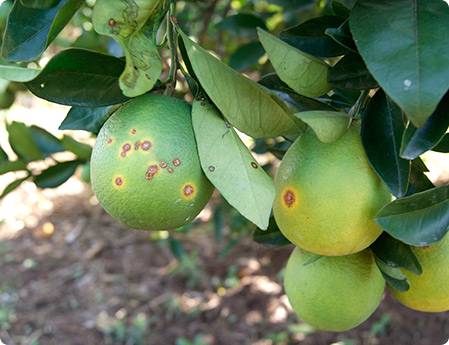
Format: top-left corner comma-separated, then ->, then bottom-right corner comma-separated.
192,99 -> 275,229
257,28 -> 331,98
295,111 -> 350,143
0,63 -> 40,82
0,160 -> 28,175
92,0 -> 163,97
180,30 -> 303,139
1,176 -> 29,199
61,135 -> 92,161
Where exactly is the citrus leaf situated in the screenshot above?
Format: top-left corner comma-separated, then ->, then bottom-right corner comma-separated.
215,13 -> 266,37
229,41 -> 264,70
180,30 -> 302,139
59,105 -> 117,134
324,19 -> 356,53
371,233 -> 422,275
0,63 -> 40,82
1,176 -> 29,199
294,110 -> 350,143
400,92 -> 449,160
252,216 -> 291,247
376,184 -> 449,246
258,28 -> 331,98
1,0 -> 83,62
375,257 -> 410,292
432,134 -> 449,153
30,125 -> 64,156
26,49 -> 128,107
0,160 -> 28,175
0,146 -> 7,161
328,53 -> 377,90
92,0 -> 163,97
406,158 -> 434,196
33,160 -> 80,188
280,16 -> 347,58
361,90 -> 410,197
6,121 -> 43,162
61,135 -> 92,161
192,99 -> 275,230
349,0 -> 449,127
20,0 -> 60,9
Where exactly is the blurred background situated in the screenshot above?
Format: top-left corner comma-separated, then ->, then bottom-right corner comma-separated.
1,0 -> 449,344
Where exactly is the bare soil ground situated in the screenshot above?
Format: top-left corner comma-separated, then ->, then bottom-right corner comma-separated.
0,183 -> 449,345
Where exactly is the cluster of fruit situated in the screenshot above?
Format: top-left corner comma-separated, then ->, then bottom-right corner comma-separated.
90,93 -> 449,333
273,124 -> 449,331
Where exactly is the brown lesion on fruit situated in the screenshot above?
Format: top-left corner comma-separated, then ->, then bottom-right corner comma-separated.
281,187 -> 298,209
141,140 -> 152,151
119,142 -> 132,158
167,167 -> 174,174
106,137 -> 114,145
145,164 -> 159,181
159,161 -> 168,169
113,175 -> 125,189
181,183 -> 196,200
130,128 -> 137,135
172,158 -> 181,167
134,140 -> 141,150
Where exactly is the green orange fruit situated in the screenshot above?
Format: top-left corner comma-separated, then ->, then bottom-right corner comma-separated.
284,248 -> 385,331
273,125 -> 391,256
391,233 -> 449,312
91,94 -> 213,230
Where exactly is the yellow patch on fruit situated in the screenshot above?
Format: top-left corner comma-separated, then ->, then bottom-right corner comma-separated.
181,182 -> 196,200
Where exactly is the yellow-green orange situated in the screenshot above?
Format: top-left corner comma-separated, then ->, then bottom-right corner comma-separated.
284,248 -> 385,332
91,94 -> 213,230
392,233 -> 449,312
273,125 -> 391,256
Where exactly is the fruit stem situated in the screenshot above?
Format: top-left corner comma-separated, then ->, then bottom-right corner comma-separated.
164,0 -> 178,96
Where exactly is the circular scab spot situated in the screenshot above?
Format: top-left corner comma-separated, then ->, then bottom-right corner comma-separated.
107,138 -> 113,145
145,164 -> 159,181
131,128 -> 137,135
208,165 -> 215,172
122,143 -> 131,152
160,161 -> 168,169
173,158 -> 181,167
141,140 -> 152,151
114,177 -> 124,187
167,167 -> 174,174
120,152 -> 127,158
108,18 -> 116,27
251,162 -> 258,169
283,189 -> 296,208
183,184 -> 194,197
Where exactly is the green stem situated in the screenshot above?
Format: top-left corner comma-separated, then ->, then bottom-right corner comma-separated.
164,0 -> 177,96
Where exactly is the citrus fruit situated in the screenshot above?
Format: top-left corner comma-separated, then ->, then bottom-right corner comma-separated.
284,248 -> 385,331
391,233 -> 449,312
273,125 -> 391,256
91,94 -> 213,230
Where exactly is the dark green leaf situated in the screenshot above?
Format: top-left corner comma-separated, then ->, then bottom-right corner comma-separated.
30,125 -> 64,156
253,217 -> 291,247
6,121 -> 43,162
2,0 -> 83,62
375,256 -> 410,292
432,134 -> 449,153
26,49 -> 128,107
0,160 -> 28,175
280,16 -> 347,57
59,105 -> 117,134
328,53 -> 377,90
192,100 -> 275,229
168,237 -> 185,260
376,184 -> 449,246
350,0 -> 449,127
406,158 -> 434,195
229,41 -> 264,70
372,233 -> 422,275
216,13 -> 267,37
361,90 -> 410,197
331,0 -> 350,17
61,135 -> 92,161
0,145 -> 7,161
1,176 -> 29,199
20,0 -> 60,9
324,19 -> 356,52
34,160 -> 80,188
400,92 -> 449,159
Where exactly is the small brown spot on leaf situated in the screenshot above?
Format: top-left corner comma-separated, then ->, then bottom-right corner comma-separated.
283,190 -> 296,208
141,140 -> 152,151
108,18 -> 116,27
251,162 -> 258,169
173,158 -> 181,167
208,165 -> 215,172
183,184 -> 194,197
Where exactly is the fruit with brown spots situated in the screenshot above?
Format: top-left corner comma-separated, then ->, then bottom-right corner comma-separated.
91,94 -> 213,230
